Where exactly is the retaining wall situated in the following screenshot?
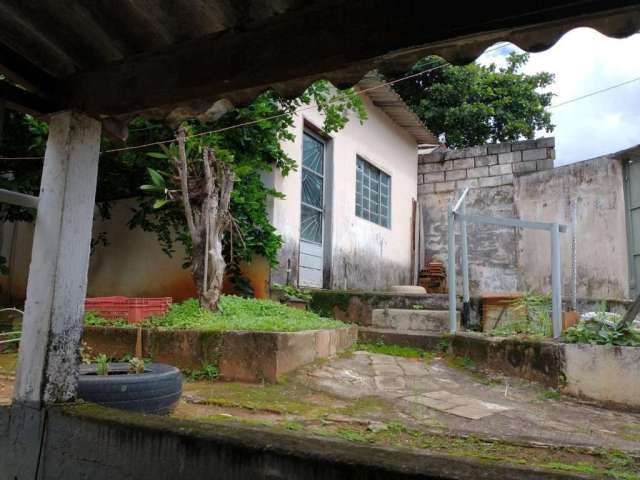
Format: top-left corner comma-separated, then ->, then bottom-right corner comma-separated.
359,329 -> 640,410
83,326 -> 356,383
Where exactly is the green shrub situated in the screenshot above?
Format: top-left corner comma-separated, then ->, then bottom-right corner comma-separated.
488,291 -> 551,338
563,320 -> 640,347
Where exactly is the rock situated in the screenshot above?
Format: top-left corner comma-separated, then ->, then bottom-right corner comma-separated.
367,421 -> 388,433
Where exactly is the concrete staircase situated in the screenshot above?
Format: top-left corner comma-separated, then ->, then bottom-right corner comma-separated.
371,308 -> 456,333
359,297 -> 460,349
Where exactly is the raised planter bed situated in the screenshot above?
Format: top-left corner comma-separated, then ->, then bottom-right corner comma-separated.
82,325 -> 357,383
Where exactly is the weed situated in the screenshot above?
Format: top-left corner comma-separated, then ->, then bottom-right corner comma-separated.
95,354 -> 109,376
447,355 -> 475,371
184,362 -> 219,381
284,421 -> 304,431
537,389 -> 561,401
337,428 -> 369,443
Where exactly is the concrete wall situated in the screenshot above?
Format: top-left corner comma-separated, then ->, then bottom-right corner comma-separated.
515,155 -> 629,299
418,139 -> 631,300
418,138 -> 555,293
271,93 -> 418,290
0,200 -> 197,304
0,404 -> 568,480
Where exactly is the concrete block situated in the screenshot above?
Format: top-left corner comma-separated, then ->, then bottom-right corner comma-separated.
489,164 -> 512,176
512,160 -> 537,175
522,148 -> 548,161
498,151 -> 521,164
423,172 -> 445,183
418,161 -> 452,173
456,178 -> 479,190
536,137 -> 555,148
445,169 -> 466,181
419,151 -> 445,163
452,157 -> 474,170
475,155 -> 498,167
467,166 -> 489,178
547,147 -> 556,160
434,181 -> 455,192
536,158 -> 554,171
511,139 -> 537,151
371,309 -> 452,332
487,143 -> 512,154
418,183 -> 434,194
478,174 -> 513,188
444,149 -> 468,160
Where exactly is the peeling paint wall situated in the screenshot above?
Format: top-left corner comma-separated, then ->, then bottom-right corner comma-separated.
515,155 -> 629,299
272,93 -> 417,290
0,200 -> 197,304
418,138 -> 555,294
418,138 -> 631,300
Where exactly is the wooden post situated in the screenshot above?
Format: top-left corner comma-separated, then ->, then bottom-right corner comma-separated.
14,111 -> 101,406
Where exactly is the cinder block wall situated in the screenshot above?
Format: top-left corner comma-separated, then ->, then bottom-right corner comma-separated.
418,138 -> 555,294
418,137 -> 555,195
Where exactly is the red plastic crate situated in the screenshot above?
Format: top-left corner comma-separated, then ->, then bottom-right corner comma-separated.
85,297 -> 172,324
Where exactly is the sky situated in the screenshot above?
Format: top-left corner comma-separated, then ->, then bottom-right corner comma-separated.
476,28 -> 640,165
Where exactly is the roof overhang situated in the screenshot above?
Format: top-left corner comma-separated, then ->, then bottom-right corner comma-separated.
357,73 -> 437,145
0,1 -> 638,125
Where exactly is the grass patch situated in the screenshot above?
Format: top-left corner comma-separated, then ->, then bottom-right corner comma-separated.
537,389 -> 562,401
355,342 -> 436,363
85,296 -> 346,332
446,355 -> 475,371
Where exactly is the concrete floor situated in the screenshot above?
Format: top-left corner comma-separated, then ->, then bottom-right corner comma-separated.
1,350 -> 640,462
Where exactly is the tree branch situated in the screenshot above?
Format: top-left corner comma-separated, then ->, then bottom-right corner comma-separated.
175,127 -> 198,243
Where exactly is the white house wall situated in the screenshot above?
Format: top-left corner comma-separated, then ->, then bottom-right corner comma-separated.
271,94 -> 418,290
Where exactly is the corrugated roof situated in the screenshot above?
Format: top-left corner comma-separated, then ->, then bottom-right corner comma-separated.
0,1 -> 638,121
357,73 -> 437,145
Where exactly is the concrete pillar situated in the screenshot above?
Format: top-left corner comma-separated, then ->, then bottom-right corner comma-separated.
14,111 -> 101,406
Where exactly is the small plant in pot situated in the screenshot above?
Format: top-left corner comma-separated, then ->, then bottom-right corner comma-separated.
77,352 -> 182,415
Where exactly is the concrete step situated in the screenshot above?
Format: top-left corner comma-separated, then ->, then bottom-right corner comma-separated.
371,308 -> 459,333
358,327 -> 445,350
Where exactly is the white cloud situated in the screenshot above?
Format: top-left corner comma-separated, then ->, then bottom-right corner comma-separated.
477,28 -> 640,165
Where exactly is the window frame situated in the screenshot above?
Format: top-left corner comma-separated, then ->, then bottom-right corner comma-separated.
355,155 -> 391,229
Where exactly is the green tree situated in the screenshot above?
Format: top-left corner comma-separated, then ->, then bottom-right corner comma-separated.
394,52 -> 554,148
0,81 -> 366,298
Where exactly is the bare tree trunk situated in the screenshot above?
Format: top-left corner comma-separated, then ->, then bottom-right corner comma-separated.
174,128 -> 234,311
618,292 -> 640,328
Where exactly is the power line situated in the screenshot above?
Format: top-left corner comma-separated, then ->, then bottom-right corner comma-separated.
0,43 -> 534,161
549,75 -> 640,109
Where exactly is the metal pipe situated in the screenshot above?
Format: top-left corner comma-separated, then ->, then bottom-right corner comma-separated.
551,223 -> 562,338
452,187 -> 469,213
460,198 -> 470,326
459,213 -> 568,233
447,202 -> 457,333
0,188 -> 39,209
571,201 -> 577,312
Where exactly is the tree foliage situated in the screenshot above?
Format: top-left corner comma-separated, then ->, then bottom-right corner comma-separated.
394,52 -> 555,148
0,81 -> 366,286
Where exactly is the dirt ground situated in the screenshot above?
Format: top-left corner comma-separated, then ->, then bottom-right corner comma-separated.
1,350 -> 639,478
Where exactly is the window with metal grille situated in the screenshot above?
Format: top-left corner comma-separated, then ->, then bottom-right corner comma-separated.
355,156 -> 390,228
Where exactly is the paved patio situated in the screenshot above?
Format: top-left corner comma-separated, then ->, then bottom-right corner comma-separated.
1,349 -> 640,477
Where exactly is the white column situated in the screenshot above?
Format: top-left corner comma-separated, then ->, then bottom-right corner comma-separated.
14,111 -> 101,405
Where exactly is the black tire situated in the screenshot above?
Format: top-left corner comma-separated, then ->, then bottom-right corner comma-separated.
78,362 -> 183,415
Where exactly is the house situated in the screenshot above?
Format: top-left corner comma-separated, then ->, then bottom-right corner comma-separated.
0,74 -> 436,302
266,73 -> 436,290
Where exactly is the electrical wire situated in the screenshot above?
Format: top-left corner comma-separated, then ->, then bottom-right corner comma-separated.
0,46 -> 510,161
549,75 -> 640,109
